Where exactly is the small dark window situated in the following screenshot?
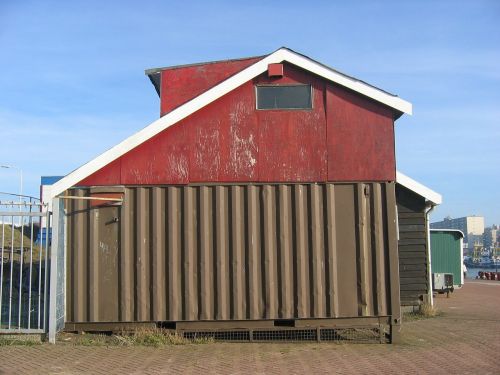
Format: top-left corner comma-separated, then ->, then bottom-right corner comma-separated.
256,85 -> 312,110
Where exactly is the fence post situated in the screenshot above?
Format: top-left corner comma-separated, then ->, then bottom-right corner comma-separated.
48,197 -> 62,343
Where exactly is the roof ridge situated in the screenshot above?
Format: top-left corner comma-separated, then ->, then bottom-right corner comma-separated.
145,54 -> 268,75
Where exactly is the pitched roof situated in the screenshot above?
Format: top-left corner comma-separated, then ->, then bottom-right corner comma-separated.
396,171 -> 442,205
49,47 -> 413,199
430,229 -> 464,238
145,55 -> 267,96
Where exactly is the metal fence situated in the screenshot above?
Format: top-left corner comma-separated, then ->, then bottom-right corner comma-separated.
0,195 -> 51,333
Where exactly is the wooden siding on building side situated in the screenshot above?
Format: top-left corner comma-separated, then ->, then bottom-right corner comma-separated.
396,185 -> 429,306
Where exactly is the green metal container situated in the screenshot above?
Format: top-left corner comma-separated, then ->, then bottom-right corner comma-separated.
430,229 -> 464,287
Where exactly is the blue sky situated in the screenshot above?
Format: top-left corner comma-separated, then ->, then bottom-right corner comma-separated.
0,0 -> 498,224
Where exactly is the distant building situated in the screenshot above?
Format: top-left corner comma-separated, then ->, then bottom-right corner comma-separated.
483,225 -> 498,248
431,216 -> 484,249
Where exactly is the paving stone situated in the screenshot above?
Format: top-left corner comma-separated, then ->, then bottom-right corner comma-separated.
0,280 -> 498,374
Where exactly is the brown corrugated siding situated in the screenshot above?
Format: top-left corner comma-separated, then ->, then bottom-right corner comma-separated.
65,182 -> 399,323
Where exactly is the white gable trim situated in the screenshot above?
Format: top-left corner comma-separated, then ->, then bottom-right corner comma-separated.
430,229 -> 464,238
50,48 -> 412,198
396,171 -> 442,205
282,51 -> 412,115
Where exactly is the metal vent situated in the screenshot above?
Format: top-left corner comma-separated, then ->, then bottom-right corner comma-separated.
180,326 -> 386,343
320,328 -> 386,343
183,330 -> 250,341
253,329 -> 317,341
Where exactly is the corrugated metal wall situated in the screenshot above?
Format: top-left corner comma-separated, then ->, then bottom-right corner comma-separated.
430,231 -> 462,287
396,185 -> 429,306
65,182 -> 399,324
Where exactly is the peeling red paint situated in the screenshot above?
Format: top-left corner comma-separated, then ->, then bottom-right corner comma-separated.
121,122 -> 189,185
78,63 -> 396,187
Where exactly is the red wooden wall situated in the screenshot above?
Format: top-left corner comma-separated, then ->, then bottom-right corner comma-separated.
160,57 -> 262,115
78,63 -> 396,186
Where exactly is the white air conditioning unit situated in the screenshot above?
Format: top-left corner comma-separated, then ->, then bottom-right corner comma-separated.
432,273 -> 454,295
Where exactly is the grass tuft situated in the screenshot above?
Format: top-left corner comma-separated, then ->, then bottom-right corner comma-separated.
403,303 -> 441,321
130,328 -> 214,346
0,336 -> 41,346
419,303 -> 439,318
62,328 -> 214,347
127,328 -> 185,346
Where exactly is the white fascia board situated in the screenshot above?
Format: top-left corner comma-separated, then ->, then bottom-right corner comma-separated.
50,48 -> 412,198
430,228 -> 465,238
281,50 -> 413,115
396,171 -> 442,205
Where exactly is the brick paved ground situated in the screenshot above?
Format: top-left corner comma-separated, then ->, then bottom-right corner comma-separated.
0,279 -> 499,374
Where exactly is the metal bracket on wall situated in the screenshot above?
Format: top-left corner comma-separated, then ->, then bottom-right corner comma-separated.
56,195 -> 123,206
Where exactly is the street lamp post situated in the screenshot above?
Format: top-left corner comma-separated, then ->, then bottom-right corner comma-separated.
1,165 -> 23,226
0,165 -> 23,201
